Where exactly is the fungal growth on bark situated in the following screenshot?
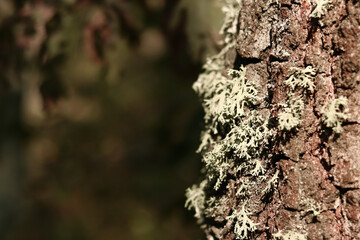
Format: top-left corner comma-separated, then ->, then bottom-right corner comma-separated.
186,0 -> 360,239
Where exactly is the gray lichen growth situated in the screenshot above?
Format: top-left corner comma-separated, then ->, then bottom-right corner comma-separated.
201,67 -> 258,130
310,0 -> 332,18
226,204 -> 258,239
199,70 -> 274,191
220,0 -> 242,44
263,169 -> 279,194
273,230 -> 307,240
185,179 -> 207,221
278,95 -> 304,131
284,66 -> 316,92
186,0 -> 276,238
321,96 -> 348,133
278,66 -> 316,131
187,0 -> 351,238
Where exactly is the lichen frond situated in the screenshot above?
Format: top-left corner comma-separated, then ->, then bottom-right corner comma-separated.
226,204 -> 258,239
285,66 -> 316,91
202,143 -> 230,190
197,130 -> 214,153
225,114 -> 274,160
236,179 -> 253,197
250,159 -> 266,176
322,96 -> 348,133
220,0 -> 242,43
273,230 -> 307,240
310,0 -> 332,18
200,66 -> 258,129
227,67 -> 258,118
278,80 -> 307,131
263,169 -> 279,193
185,180 -> 208,220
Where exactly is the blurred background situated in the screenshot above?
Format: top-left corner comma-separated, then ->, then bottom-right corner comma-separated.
0,0 -> 222,239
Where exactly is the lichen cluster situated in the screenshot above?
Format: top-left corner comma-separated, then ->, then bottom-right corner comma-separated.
186,0 -> 348,239
310,0 -> 332,18
322,96 -> 348,133
278,66 -> 316,131
272,230 -> 307,240
186,0 -> 276,238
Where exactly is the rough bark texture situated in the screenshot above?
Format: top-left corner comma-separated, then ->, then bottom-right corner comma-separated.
188,0 -> 360,239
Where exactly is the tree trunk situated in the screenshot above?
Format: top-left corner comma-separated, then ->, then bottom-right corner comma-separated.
186,0 -> 360,239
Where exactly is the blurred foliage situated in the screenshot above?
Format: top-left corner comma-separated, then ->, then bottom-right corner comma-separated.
0,0 -> 222,239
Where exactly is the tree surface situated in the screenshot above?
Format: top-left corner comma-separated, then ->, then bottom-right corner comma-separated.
186,0 -> 360,239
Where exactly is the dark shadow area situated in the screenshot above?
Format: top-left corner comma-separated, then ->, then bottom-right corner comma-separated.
0,0 -> 223,239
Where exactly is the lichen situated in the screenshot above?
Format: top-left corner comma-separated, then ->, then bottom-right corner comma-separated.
310,0 -> 332,19
196,66 -> 259,133
186,0 -> 276,237
220,0 -> 242,44
186,0 -> 349,238
224,113 -> 274,161
278,94 -> 304,131
197,130 -> 214,153
321,96 -> 348,133
273,230 -> 307,240
250,159 -> 266,176
302,199 -> 323,217
263,169 -> 279,193
278,66 -> 316,131
226,204 -> 258,239
185,179 -> 207,221
284,66 -> 316,92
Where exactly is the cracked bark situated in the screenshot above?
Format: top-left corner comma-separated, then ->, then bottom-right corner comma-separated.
200,0 -> 360,239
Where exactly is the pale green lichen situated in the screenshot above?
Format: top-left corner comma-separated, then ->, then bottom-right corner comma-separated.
187,0 -> 342,238
197,130 -> 214,153
285,66 -> 316,92
322,96 -> 348,133
225,113 -> 274,160
278,111 -> 302,131
278,66 -> 316,131
302,199 -> 323,217
185,179 -> 207,220
200,110 -> 274,191
220,0 -> 242,44
186,0 -> 276,237
201,66 -> 259,131
273,230 -> 307,240
278,94 -> 304,131
310,0 -> 332,18
202,142 -> 230,190
194,62 -> 274,191
250,159 -> 266,176
236,179 -> 253,197
226,204 -> 258,239
263,169 -> 279,193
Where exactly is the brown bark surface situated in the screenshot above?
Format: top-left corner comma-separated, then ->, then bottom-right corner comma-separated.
200,0 -> 360,239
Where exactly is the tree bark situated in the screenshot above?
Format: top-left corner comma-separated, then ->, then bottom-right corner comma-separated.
187,0 -> 360,239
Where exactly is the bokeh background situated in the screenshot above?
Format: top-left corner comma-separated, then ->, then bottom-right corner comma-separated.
0,0 -> 223,239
